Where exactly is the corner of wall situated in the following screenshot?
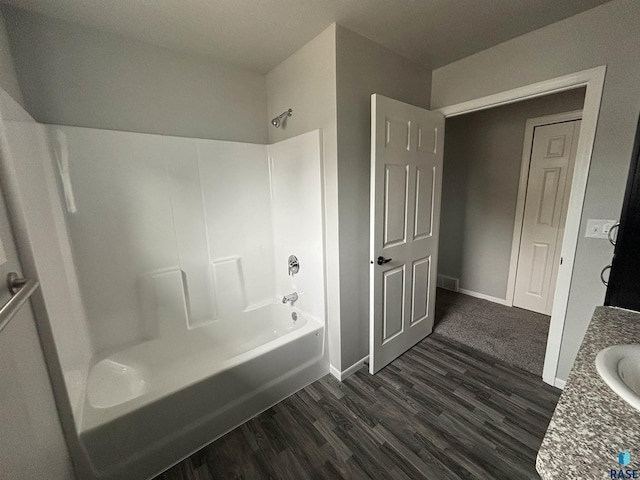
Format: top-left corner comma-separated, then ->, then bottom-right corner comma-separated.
2,5 -> 269,143
265,23 -> 342,370
334,25 -> 432,369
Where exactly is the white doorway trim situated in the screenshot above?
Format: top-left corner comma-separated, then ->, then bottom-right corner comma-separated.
436,66 -> 606,387
505,109 -> 583,309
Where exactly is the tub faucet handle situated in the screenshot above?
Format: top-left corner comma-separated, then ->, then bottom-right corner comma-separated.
288,255 -> 299,276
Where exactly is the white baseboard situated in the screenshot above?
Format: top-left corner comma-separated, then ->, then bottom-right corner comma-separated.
329,355 -> 369,381
457,288 -> 510,306
553,378 -> 566,390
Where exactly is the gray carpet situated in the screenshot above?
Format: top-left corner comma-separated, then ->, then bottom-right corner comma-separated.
434,288 -> 550,376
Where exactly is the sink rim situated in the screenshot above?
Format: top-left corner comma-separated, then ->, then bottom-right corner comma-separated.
595,344 -> 640,412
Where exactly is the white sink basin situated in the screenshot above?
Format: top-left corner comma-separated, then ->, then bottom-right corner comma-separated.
595,344 -> 640,411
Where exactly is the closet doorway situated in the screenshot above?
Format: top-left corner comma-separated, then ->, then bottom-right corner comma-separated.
434,89 -> 586,378
509,112 -> 582,315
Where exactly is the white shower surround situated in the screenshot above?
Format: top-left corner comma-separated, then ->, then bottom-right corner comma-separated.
48,124 -> 327,352
5,113 -> 328,480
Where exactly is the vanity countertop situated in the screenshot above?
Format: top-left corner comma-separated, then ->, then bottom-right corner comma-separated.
537,306 -> 640,479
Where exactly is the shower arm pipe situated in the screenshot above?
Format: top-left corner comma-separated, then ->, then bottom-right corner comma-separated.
271,108 -> 293,128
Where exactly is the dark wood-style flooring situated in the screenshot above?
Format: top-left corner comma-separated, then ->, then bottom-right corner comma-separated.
156,333 -> 560,480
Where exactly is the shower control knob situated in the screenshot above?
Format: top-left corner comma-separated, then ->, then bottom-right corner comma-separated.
288,255 -> 300,276
377,256 -> 392,265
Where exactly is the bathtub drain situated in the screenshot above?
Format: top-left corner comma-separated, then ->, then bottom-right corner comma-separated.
292,312 -> 298,322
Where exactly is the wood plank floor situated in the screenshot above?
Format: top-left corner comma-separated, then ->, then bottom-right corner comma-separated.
155,333 -> 560,480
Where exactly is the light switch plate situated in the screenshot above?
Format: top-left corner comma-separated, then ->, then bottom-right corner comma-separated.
585,219 -> 617,239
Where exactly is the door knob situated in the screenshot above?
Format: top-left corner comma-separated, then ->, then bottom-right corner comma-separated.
377,256 -> 392,265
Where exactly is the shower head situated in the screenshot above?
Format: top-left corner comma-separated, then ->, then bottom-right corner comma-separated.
271,108 -> 292,128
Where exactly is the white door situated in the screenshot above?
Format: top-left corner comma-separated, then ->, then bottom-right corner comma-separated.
369,94 -> 444,374
513,120 -> 581,315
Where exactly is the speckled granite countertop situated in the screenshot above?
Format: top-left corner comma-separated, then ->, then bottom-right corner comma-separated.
537,306 -> 640,479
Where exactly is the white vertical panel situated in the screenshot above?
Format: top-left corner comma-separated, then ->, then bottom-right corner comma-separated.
527,243 -> 549,296
167,139 -> 213,327
383,164 -> 408,247
411,256 -> 430,325
382,265 -> 404,343
537,168 -> 561,226
414,165 -> 435,239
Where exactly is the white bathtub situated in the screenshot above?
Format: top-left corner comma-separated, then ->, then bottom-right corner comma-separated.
77,304 -> 325,480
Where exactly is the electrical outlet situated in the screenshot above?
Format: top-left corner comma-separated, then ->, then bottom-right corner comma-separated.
585,219 -> 617,239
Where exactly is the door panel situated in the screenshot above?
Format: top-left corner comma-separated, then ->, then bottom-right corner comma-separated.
411,256 -> 430,324
514,120 -> 581,315
370,94 -> 444,374
385,118 -> 411,150
383,164 -> 409,247
382,266 -> 405,343
537,168 -> 561,226
529,242 -> 549,295
417,123 -> 438,153
414,166 -> 435,239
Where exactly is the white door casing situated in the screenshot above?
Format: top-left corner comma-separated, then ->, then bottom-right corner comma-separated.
513,120 -> 581,315
435,66 -> 606,387
369,94 -> 444,374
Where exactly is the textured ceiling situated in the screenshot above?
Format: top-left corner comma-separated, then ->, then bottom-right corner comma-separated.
2,0 -> 612,72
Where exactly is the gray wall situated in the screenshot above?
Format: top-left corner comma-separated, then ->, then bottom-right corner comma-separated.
431,0 -> 640,380
267,24 -> 432,372
335,26 -> 431,370
2,6 -> 268,143
0,11 -> 22,106
440,88 -> 585,299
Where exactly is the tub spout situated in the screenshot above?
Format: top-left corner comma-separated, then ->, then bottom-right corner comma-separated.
282,292 -> 298,304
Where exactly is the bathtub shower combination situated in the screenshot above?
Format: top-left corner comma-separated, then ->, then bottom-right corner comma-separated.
2,107 -> 328,480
